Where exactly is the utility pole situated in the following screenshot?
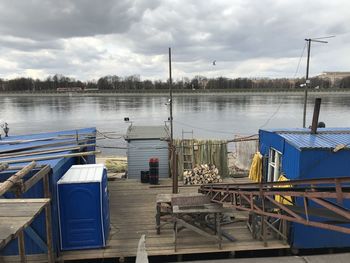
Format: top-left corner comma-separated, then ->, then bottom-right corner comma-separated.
303,39 -> 311,128
302,36 -> 333,128
169,47 -> 178,193
169,47 -> 173,142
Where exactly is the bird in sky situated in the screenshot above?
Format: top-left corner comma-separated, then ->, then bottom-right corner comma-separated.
212,60 -> 216,66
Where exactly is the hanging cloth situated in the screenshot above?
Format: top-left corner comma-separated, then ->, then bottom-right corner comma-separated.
248,152 -> 262,182
274,174 -> 293,205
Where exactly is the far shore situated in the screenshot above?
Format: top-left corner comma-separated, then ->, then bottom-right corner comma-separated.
1,89 -> 350,97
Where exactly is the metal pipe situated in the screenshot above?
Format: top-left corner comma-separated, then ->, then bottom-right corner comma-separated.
311,98 -> 322,134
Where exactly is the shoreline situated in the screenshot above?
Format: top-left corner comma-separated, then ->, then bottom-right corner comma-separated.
1,89 -> 350,97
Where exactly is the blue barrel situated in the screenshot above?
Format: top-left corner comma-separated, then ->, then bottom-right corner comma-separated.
149,158 -> 159,185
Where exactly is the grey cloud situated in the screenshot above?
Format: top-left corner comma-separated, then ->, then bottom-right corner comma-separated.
0,0 -> 160,40
0,0 -> 349,80
0,37 -> 63,52
14,45 -> 105,70
126,0 -> 349,63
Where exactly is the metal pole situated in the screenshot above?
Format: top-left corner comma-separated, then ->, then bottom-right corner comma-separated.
303,39 -> 311,128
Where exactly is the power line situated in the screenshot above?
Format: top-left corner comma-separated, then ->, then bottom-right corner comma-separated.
259,42 -> 308,129
259,103 -> 283,129
293,41 -> 307,78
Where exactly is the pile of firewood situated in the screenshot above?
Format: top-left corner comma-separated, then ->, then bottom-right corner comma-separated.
183,164 -> 222,185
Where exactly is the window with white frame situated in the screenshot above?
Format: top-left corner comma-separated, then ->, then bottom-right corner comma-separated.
267,148 -> 282,182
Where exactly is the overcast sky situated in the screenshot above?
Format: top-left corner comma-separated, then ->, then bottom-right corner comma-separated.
0,0 -> 349,81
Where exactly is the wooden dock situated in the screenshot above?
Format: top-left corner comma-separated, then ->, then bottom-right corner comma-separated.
59,178 -> 289,261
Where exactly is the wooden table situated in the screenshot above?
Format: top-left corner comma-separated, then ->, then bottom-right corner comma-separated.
172,202 -> 226,251
0,198 -> 51,262
156,193 -> 235,251
155,193 -> 204,234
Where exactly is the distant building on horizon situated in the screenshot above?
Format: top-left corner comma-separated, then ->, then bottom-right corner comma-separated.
56,87 -> 84,92
318,71 -> 350,86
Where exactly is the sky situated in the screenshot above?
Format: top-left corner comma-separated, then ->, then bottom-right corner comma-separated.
0,0 -> 349,81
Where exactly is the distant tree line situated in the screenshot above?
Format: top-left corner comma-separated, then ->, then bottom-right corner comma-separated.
1,73 -> 350,92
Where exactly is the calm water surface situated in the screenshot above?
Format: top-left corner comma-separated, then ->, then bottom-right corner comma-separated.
1,94 -> 350,155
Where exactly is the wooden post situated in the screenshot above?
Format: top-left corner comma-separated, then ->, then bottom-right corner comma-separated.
0,161 -> 36,196
156,202 -> 161,235
23,165 -> 51,193
43,173 -> 55,263
18,230 -> 27,263
174,218 -> 178,252
217,213 -> 222,249
0,162 -> 9,172
172,146 -> 178,194
174,152 -> 178,193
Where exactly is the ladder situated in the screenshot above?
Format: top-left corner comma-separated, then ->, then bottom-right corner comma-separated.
181,130 -> 194,171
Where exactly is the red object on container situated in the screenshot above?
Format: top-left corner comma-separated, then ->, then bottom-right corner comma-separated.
149,158 -> 159,185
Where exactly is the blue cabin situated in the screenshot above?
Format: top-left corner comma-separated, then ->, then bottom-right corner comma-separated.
0,128 -> 96,258
259,127 -> 350,249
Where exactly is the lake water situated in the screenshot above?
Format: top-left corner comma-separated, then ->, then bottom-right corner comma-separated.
1,93 -> 350,155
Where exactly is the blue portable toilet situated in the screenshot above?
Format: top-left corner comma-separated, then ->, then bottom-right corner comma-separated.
57,164 -> 110,251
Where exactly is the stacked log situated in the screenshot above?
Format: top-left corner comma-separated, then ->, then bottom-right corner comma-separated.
183,164 -> 222,185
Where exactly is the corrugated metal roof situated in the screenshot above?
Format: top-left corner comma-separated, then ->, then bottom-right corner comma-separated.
0,127 -> 96,167
125,125 -> 170,140
266,127 -> 350,134
266,128 -> 350,150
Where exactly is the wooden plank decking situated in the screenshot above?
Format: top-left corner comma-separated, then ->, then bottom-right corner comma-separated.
0,198 -> 50,249
59,178 -> 289,261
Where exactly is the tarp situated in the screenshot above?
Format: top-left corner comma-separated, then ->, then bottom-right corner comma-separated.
248,152 -> 262,182
275,174 -> 293,205
174,139 -> 228,179
235,136 -> 258,170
